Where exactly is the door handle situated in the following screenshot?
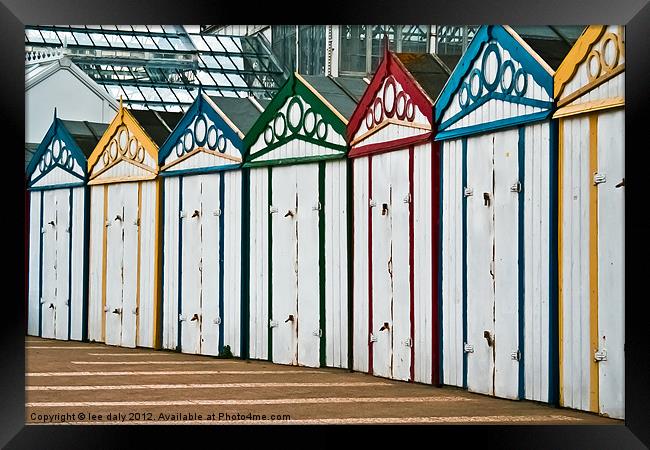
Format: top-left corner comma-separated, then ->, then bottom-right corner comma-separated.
191,209 -> 200,218
48,220 -> 55,227
48,303 -> 55,309
379,322 -> 390,332
112,308 -> 122,315
284,209 -> 295,218
483,330 -> 494,347
114,214 -> 123,222
285,314 -> 295,323
190,313 -> 200,322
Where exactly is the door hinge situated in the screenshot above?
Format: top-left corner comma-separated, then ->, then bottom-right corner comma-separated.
41,227 -> 46,234
213,316 -> 221,325
404,338 -> 412,347
179,210 -> 186,219
178,314 -> 186,322
489,260 -> 495,277
464,187 -> 473,197
66,226 -> 71,233
511,350 -> 521,361
133,218 -> 140,226
464,343 -> 474,353
594,348 -> 608,362
213,208 -> 221,216
269,319 -> 279,328
593,173 -> 607,185
103,306 -> 109,312
369,198 -> 377,208
510,181 -> 522,193
312,202 -> 321,211
403,193 -> 411,204
132,307 -> 138,315
313,329 -> 322,337
105,221 -> 111,227
65,299 -> 70,306
369,333 -> 378,343
269,206 -> 278,214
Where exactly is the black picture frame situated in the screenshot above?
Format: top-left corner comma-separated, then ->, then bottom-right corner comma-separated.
2,0 -> 648,447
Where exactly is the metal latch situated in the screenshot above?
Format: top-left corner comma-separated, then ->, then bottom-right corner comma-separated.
269,206 -> 278,214
464,187 -> 473,197
213,209 -> 221,216
178,314 -> 186,322
484,330 -> 494,347
593,173 -> 607,185
404,338 -> 412,347
269,319 -> 279,328
403,193 -> 411,203
312,202 -> 321,211
464,343 -> 474,353
179,210 -> 186,219
594,349 -> 607,362
213,317 -> 221,325
313,329 -> 322,337
511,350 -> 521,361
369,199 -> 377,208
510,181 -> 522,193
369,333 -> 377,343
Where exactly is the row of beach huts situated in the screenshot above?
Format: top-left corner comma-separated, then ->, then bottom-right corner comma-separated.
26,25 -> 625,419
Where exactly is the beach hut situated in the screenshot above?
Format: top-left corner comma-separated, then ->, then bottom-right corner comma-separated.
347,48 -> 454,384
245,73 -> 367,368
554,25 -> 625,419
87,102 -> 182,348
159,92 -> 265,357
435,25 -> 572,402
27,113 -> 107,341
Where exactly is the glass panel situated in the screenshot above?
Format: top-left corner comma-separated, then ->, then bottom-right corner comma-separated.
370,25 -> 396,71
272,25 -> 296,72
298,25 -> 326,75
339,25 -> 367,74
401,25 -> 428,52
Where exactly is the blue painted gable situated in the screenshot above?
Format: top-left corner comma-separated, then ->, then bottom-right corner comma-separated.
158,93 -> 245,176
434,26 -> 555,140
26,118 -> 89,189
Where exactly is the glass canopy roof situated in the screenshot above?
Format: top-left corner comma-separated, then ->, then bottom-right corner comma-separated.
25,25 -> 289,112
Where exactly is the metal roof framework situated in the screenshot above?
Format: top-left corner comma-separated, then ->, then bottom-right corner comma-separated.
25,25 -> 289,112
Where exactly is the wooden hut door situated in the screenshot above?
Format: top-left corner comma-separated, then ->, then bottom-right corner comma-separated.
271,165 -> 299,365
296,164 -> 320,368
371,150 -> 412,381
105,184 -> 126,346
120,182 -> 139,348
466,131 -> 520,399
200,173 -> 221,357
270,164 -> 321,367
40,189 -> 70,340
180,176 -> 204,354
104,183 -> 139,348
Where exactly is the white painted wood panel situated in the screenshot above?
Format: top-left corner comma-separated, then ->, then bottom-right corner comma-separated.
352,158 -> 369,373
137,180 -> 157,349
296,163 -> 320,368
87,185 -> 105,342
104,183 -> 124,346
40,189 -> 57,339
223,170 -> 243,357
120,182 -> 139,348
70,187 -> 86,341
28,192 -> 43,336
248,168 -> 269,360
441,139 -> 464,387
597,109 -> 625,419
31,166 -> 81,188
493,128 -> 519,400
162,177 -> 180,350
53,188 -> 71,340
413,142 -> 433,384
466,133 -> 495,396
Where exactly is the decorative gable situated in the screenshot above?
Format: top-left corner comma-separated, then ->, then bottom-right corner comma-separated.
347,50 -> 435,157
159,94 -> 244,175
244,74 -> 348,168
27,118 -> 86,189
435,25 -> 555,140
88,107 -> 159,185
554,25 -> 624,115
